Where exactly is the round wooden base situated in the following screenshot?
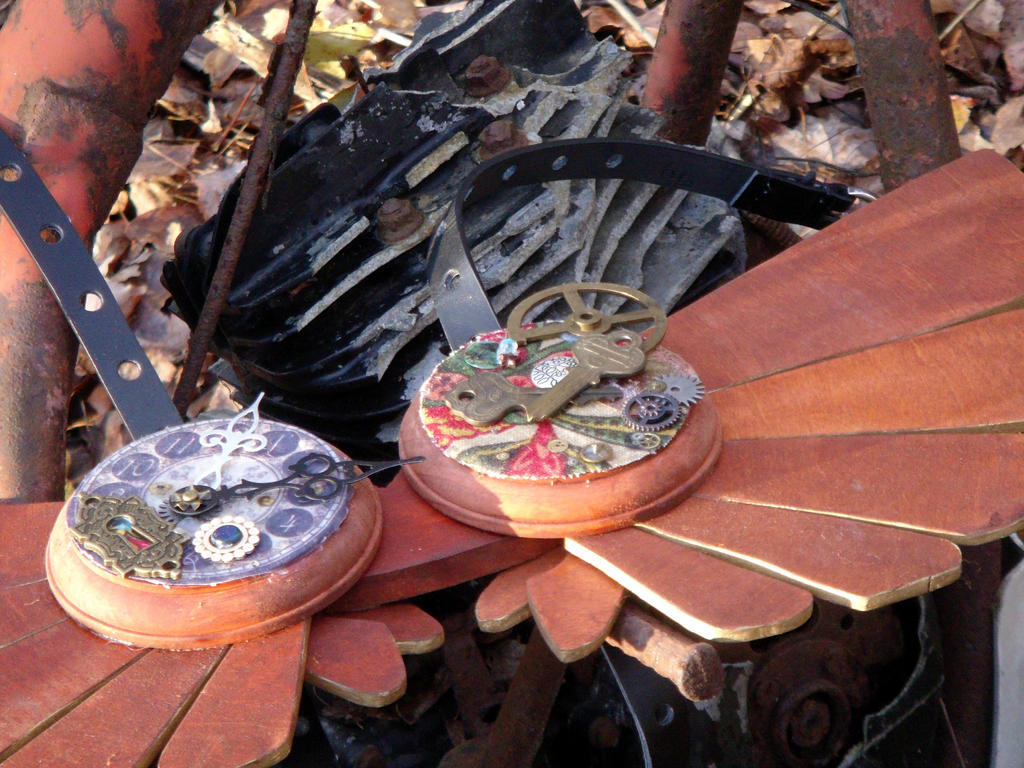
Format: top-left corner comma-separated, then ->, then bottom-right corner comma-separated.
399,395 -> 722,538
45,481 -> 382,649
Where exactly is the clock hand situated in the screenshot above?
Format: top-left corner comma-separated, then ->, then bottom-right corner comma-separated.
168,453 -> 424,515
195,394 -> 268,488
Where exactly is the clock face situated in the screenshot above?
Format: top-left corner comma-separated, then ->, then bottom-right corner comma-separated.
64,417 -> 353,585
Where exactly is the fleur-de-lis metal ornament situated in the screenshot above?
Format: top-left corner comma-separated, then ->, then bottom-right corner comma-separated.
197,393 -> 269,488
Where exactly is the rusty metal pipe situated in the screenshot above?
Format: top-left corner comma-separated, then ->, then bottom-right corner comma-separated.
841,8 -> 984,766
642,0 -> 744,145
843,0 -> 961,190
0,0 -> 221,501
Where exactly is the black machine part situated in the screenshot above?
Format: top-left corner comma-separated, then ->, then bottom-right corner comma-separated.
429,136 -> 852,349
164,0 -> 851,460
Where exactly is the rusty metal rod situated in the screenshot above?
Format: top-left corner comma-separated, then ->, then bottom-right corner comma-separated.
606,601 -> 724,701
841,7 -> 982,766
0,0 -> 221,501
843,0 -> 961,190
172,0 -> 318,415
482,626 -> 567,768
642,0 -> 744,145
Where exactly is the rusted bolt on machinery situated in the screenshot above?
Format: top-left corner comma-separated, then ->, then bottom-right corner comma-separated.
478,119 -> 530,160
376,198 -> 424,244
463,55 -> 512,97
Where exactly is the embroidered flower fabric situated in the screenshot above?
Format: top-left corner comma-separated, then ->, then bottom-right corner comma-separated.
419,330 -> 697,480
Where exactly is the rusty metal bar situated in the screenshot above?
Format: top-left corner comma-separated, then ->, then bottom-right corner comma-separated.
843,0 -> 961,190
481,626 -> 567,768
606,602 -> 724,701
642,0 -> 744,145
0,0 -> 221,500
841,8 -> 986,767
172,0 -> 318,415
442,612 -> 504,740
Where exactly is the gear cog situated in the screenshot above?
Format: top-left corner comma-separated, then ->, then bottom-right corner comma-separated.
621,392 -> 682,432
657,374 -> 705,407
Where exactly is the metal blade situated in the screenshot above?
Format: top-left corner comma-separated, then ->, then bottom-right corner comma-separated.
427,209 -> 500,350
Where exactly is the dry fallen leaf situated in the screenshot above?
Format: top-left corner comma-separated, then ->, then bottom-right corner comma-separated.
802,70 -> 850,103
950,94 -> 976,130
306,16 -> 375,77
1002,0 -> 1024,89
942,25 -> 999,84
193,158 -> 245,219
746,36 -> 808,90
733,20 -> 764,53
959,121 -> 996,151
127,141 -> 198,184
769,111 -> 877,174
932,0 -> 1004,39
745,0 -> 790,15
373,0 -> 420,34
990,93 -> 1024,151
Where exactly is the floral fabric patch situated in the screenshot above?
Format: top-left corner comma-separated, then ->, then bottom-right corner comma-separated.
419,330 -> 701,480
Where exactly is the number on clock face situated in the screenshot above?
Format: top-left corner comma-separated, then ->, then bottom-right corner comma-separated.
66,418 -> 353,586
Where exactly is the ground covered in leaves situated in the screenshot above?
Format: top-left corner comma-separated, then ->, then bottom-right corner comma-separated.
16,0 -> 1022,487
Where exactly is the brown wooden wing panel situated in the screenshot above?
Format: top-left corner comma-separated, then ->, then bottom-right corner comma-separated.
526,554 -> 625,662
695,433 -> 1024,543
567,527 -> 813,641
476,549 -> 566,633
664,150 -> 1024,390
4,647 -> 222,768
0,581 -> 66,649
0,620 -> 142,761
158,621 -> 307,768
347,603 -> 444,654
640,497 -> 962,609
711,309 -> 1024,439
306,616 -> 406,706
0,503 -> 60,588
331,475 -> 556,611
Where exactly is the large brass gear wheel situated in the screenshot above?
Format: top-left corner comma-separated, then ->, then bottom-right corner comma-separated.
504,282 -> 667,351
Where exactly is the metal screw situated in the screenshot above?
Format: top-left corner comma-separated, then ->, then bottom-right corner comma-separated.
376,197 -> 424,244
788,698 -> 831,749
478,119 -> 529,160
463,55 -> 512,97
581,442 -> 612,463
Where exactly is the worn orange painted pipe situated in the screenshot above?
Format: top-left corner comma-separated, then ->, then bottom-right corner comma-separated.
642,0 -> 744,145
0,0 -> 220,501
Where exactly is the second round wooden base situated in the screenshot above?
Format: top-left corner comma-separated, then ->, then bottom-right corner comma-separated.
45,481 -> 382,649
399,395 -> 722,538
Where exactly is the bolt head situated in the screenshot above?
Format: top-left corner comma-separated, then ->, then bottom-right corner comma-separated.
464,55 -> 512,97
377,197 -> 424,244
788,698 -> 831,749
478,119 -> 529,160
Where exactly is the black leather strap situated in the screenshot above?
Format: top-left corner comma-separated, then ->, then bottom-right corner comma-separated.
460,139 -> 853,229
0,129 -> 182,438
429,138 -> 855,348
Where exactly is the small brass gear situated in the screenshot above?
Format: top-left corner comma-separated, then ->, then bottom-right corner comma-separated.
167,484 -> 220,517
